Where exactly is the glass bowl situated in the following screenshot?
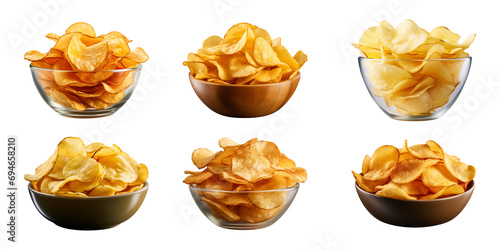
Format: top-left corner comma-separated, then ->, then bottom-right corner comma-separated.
189,183 -> 300,230
358,57 -> 471,121
30,64 -> 142,118
28,181 -> 149,230
189,73 -> 300,118
355,181 -> 474,227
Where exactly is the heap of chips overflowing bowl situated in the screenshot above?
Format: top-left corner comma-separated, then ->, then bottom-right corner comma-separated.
353,20 -> 475,115
25,137 -> 148,197
24,22 -> 149,111
184,137 -> 307,223
352,140 -> 475,200
183,22 -> 307,85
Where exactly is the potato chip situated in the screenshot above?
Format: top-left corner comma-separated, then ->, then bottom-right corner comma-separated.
184,137 -> 306,223
238,205 -> 282,223
376,181 -> 428,196
201,198 -> 240,222
184,23 -> 306,85
25,137 -> 148,197
352,171 -> 386,193
363,145 -> 399,181
443,151 -> 476,182
353,140 -> 474,200
375,186 -> 417,200
420,184 -> 464,200
25,23 -> 148,111
390,159 -> 440,184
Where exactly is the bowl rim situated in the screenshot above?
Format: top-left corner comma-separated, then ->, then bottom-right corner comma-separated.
189,72 -> 301,87
30,63 -> 142,72
355,180 -> 474,202
28,181 -> 149,199
189,182 -> 299,193
358,56 -> 471,62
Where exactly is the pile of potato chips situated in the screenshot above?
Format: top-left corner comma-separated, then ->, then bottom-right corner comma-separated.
183,23 -> 307,85
353,140 -> 475,200
24,22 -> 149,111
353,20 -> 475,115
25,137 -> 148,197
184,138 -> 307,223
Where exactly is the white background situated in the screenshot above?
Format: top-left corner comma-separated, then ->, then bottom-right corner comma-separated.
0,0 -> 498,249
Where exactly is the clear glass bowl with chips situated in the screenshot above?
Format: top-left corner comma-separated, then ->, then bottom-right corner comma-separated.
358,56 -> 472,121
189,182 -> 299,230
30,64 -> 142,118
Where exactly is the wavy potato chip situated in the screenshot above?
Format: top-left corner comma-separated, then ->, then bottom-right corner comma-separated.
353,140 -> 474,200
25,137 -> 148,197
25,22 -> 148,111
184,22 -> 306,84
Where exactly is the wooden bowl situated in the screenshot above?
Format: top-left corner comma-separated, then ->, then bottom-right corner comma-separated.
189,73 -> 300,118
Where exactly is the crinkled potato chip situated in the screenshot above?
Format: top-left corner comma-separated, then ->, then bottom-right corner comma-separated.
353,20 -> 474,115
25,137 -> 148,197
184,23 -> 306,84
353,140 -> 474,200
24,22 -> 148,111
184,138 -> 306,223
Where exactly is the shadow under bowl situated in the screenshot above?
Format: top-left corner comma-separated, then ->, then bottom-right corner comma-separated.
355,180 -> 474,227
30,64 -> 142,118
358,57 -> 472,121
28,181 -> 148,230
189,73 -> 300,118
189,183 -> 300,230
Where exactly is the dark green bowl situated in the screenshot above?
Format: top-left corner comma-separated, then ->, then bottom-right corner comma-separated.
28,182 -> 148,230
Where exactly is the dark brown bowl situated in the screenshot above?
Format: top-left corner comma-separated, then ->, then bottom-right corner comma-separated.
28,182 -> 148,230
189,73 -> 300,118
355,181 -> 474,227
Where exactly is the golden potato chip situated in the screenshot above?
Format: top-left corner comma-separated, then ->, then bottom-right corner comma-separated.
352,171 -> 386,193
25,137 -> 148,197
363,145 -> 399,181
89,185 -> 116,197
65,22 -> 96,37
353,140 -> 474,200
443,151 -> 476,182
192,148 -> 215,169
238,205 -> 282,223
248,174 -> 287,209
391,159 -> 440,184
375,186 -> 417,200
184,23 -> 306,85
422,164 -> 458,187
117,183 -> 144,194
201,198 -> 240,222
232,153 -> 274,182
420,184 -> 464,200
67,36 -> 108,72
220,194 -> 252,207
376,181 -> 428,196
25,23 -> 148,111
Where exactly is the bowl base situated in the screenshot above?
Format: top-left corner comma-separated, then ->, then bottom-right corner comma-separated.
383,112 -> 441,121
52,221 -> 121,230
52,108 -> 120,118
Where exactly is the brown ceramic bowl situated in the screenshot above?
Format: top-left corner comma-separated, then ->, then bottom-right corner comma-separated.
189,73 -> 300,118
28,182 -> 148,230
355,181 -> 474,227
